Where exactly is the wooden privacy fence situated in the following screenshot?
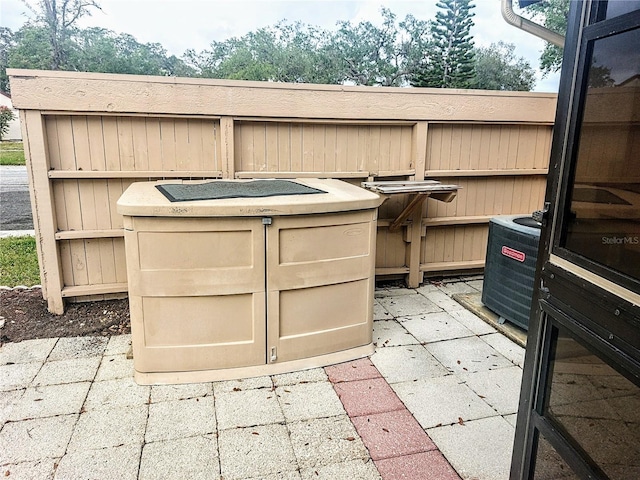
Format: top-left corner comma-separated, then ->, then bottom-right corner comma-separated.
8,69 -> 556,313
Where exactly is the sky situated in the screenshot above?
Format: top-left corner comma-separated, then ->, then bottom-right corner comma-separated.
0,0 -> 561,91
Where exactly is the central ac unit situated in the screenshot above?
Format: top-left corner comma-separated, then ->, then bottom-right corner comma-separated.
482,215 -> 541,330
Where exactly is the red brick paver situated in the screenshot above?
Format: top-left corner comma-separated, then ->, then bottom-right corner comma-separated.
375,451 -> 461,480
325,358 -> 381,383
351,409 -> 437,461
326,359 -> 461,480
333,377 -> 405,417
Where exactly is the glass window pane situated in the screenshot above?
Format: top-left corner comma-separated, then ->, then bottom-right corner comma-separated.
562,27 -> 640,282
545,327 -> 640,479
605,0 -> 640,20
533,434 -> 581,480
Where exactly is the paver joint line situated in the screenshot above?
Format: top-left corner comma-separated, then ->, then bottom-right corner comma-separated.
1,276 -> 523,480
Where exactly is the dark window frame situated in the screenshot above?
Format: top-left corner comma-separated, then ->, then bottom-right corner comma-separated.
552,7 -> 640,295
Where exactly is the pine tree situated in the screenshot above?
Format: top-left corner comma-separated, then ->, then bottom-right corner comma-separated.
412,0 -> 476,88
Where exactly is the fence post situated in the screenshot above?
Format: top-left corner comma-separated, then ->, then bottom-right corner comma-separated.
220,116 -> 235,179
407,121 -> 428,288
21,110 -> 65,314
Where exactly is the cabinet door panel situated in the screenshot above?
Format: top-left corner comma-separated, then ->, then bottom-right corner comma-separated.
127,217 -> 266,373
267,211 -> 376,363
131,293 -> 266,372
268,279 -> 373,363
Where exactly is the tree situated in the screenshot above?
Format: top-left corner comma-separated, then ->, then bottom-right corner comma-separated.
187,9 -> 432,87
472,41 -> 536,91
412,0 -> 476,88
397,14 -> 434,85
22,0 -> 102,70
5,26 -> 54,71
524,0 -> 569,76
0,106 -> 16,140
328,8 -> 432,86
3,24 -> 194,84
186,21 -> 340,84
72,28 -> 195,76
0,28 -> 17,93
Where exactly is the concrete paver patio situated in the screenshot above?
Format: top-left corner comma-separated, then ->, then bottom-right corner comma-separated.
0,277 -> 525,480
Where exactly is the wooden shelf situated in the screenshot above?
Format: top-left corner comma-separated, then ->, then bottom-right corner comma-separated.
363,180 -> 459,233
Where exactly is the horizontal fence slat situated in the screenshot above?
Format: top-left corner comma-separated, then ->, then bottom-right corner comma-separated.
49,171 -> 224,179
61,283 -> 129,297
375,267 -> 410,275
55,229 -> 124,240
235,171 -> 368,179
422,215 -> 505,226
420,260 -> 485,272
425,169 -> 548,177
375,170 -> 415,177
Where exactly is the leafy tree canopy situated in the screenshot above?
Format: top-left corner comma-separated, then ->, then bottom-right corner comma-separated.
186,10 -> 432,87
184,21 -> 338,84
22,0 -> 102,70
1,4 -> 540,93
524,0 -> 569,76
472,41 -> 536,91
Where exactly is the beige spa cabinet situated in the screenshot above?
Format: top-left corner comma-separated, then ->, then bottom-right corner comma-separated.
117,178 -> 384,384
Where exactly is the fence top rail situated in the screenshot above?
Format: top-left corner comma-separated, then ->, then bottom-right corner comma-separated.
8,69 -> 557,124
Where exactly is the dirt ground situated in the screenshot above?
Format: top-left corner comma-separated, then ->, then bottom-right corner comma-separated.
0,278 -> 415,345
0,288 -> 131,344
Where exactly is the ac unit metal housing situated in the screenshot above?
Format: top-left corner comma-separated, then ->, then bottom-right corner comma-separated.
482,215 -> 541,330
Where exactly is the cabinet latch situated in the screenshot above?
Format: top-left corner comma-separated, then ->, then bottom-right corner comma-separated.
262,217 -> 272,226
270,346 -> 277,362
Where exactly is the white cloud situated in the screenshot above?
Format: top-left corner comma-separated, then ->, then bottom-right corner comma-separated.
1,0 -> 560,91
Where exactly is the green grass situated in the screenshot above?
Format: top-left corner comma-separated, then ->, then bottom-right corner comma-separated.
0,236 -> 41,287
0,141 -> 25,165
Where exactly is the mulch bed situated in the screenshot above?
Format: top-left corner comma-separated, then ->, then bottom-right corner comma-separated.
0,288 -> 131,344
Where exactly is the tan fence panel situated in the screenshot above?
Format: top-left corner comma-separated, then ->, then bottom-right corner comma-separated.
45,115 -> 221,173
8,70 -> 556,311
421,224 -> 489,271
426,123 -> 551,173
413,123 -> 550,274
425,176 -> 548,219
234,122 -> 414,177
41,113 -> 223,306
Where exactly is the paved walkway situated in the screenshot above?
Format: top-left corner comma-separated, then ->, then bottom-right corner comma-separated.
0,277 -> 525,480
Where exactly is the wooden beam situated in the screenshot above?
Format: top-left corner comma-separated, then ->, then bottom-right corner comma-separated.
422,215 -> 496,226
375,267 -> 410,276
375,170 -> 415,177
235,171 -> 369,179
22,111 -> 65,314
55,229 -> 124,240
425,168 -> 548,177
48,170 -> 223,179
389,194 -> 428,233
61,283 -> 129,297
219,116 -> 234,179
420,260 -> 485,272
407,121 -> 429,288
8,69 -> 558,123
